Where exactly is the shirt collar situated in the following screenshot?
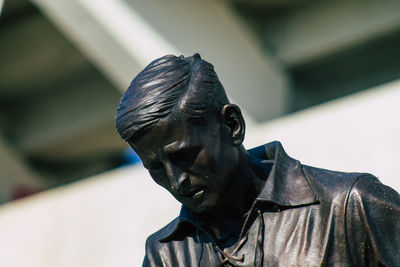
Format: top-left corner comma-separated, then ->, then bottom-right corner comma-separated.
159,141 -> 319,242
253,141 -> 318,206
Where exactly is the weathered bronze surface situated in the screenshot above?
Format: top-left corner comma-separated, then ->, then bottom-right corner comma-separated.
115,54 -> 400,266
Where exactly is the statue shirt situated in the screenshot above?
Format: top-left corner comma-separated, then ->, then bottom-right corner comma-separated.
143,141 -> 400,266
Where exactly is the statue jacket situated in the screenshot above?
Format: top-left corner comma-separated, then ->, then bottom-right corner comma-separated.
142,141 -> 400,266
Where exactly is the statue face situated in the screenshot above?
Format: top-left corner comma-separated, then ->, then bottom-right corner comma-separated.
130,111 -> 239,213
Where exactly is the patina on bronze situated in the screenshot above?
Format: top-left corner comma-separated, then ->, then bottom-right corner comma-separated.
115,54 -> 400,266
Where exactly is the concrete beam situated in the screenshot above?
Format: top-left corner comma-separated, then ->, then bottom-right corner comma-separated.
0,13 -> 89,97
231,0 -> 311,8
0,134 -> 43,203
267,0 -> 400,66
0,3 -> 125,165
32,0 -> 289,122
0,0 -> 4,16
12,75 -> 125,161
31,0 -> 142,91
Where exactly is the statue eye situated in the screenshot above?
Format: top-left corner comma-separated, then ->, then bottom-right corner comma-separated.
147,163 -> 169,187
147,162 -> 164,171
171,146 -> 201,170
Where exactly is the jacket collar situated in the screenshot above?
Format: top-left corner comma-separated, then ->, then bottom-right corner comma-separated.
159,141 -> 319,242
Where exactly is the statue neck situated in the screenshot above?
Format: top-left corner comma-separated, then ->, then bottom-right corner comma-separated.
202,148 -> 269,241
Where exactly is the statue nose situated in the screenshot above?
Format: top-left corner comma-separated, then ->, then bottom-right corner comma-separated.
164,162 -> 189,193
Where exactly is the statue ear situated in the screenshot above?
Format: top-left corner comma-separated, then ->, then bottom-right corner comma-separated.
221,104 -> 245,146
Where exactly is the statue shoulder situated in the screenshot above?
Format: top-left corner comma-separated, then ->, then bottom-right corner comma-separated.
302,164 -> 373,200
345,174 -> 400,265
143,217 -> 180,266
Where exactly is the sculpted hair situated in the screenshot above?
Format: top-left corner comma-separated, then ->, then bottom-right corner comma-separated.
115,54 -> 229,141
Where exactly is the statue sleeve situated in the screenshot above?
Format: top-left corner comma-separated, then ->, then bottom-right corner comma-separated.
346,174 -> 400,266
142,255 -> 150,267
142,234 -> 162,267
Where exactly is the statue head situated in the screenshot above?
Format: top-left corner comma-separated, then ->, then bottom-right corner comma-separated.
115,54 -> 246,213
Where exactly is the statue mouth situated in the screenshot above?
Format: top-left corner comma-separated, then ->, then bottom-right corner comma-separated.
180,186 -> 206,199
191,189 -> 205,200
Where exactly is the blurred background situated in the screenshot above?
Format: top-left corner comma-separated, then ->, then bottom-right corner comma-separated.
0,0 -> 399,266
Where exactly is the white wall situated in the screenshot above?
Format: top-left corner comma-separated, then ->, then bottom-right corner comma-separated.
245,79 -> 400,191
0,166 -> 179,267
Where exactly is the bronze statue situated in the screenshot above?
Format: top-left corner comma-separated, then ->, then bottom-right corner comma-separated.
115,54 -> 400,266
